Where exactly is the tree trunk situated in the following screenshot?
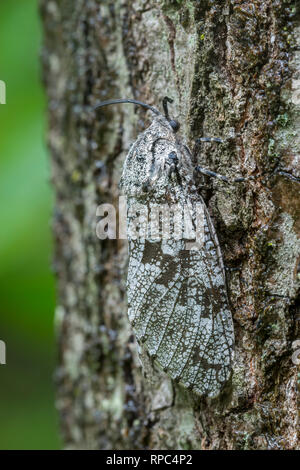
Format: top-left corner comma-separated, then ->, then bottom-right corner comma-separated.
40,0 -> 299,450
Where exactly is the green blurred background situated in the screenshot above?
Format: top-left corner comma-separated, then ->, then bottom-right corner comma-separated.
0,1 -> 60,449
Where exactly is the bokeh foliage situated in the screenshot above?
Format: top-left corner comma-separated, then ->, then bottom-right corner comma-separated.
0,1 -> 60,449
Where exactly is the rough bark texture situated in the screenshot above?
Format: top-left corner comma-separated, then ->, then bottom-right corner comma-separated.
41,0 -> 299,450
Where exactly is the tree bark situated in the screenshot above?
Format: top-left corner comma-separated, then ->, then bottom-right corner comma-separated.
40,0 -> 299,450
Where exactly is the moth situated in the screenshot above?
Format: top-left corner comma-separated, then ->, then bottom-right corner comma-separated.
95,98 -> 234,397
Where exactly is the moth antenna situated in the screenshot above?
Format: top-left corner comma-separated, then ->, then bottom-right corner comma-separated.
162,96 -> 180,132
93,98 -> 162,117
94,98 -> 181,132
162,96 -> 173,120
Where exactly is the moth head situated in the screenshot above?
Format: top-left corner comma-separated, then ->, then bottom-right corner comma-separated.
168,120 -> 180,133
93,97 -> 184,198
120,116 -> 180,198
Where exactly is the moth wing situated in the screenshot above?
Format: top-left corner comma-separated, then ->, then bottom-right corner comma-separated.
127,238 -> 183,331
127,207 -> 234,397
143,252 -> 233,396
175,248 -> 234,397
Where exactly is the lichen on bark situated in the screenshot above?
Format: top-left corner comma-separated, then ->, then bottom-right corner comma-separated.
41,0 -> 299,449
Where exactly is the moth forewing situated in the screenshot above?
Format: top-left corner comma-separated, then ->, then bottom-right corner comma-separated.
119,115 -> 234,398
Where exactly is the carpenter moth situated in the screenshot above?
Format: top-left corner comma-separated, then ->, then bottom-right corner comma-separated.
95,98 -> 234,397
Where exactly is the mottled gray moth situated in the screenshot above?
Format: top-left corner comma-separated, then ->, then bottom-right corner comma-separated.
95,98 -> 234,397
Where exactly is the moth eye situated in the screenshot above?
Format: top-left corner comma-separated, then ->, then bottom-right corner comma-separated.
168,151 -> 178,165
169,120 -> 180,132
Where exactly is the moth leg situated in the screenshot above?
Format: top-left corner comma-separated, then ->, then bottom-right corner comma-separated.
195,137 -> 223,144
193,137 -> 243,182
255,288 -> 295,300
193,137 -> 259,183
194,166 -> 251,183
192,136 -> 223,158
224,265 -> 242,272
193,137 -> 237,182
274,170 -> 300,183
